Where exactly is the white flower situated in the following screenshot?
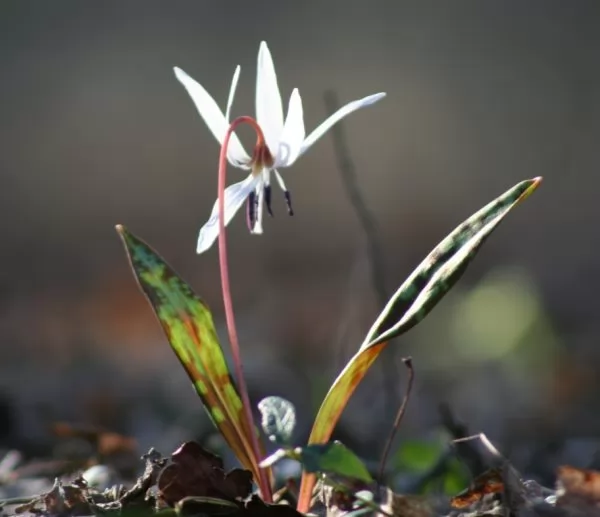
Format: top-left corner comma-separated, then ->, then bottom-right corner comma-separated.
174,41 -> 386,254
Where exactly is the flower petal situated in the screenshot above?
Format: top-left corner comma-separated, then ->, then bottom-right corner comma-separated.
196,174 -> 260,254
299,92 -> 386,156
275,88 -> 305,167
225,65 -> 241,123
173,66 -> 251,168
255,42 -> 284,154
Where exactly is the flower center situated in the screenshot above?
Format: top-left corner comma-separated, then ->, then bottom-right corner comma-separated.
250,143 -> 274,176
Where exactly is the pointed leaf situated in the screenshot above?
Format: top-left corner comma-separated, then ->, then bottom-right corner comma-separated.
299,442 -> 373,483
260,442 -> 372,483
365,177 -> 542,347
297,177 -> 542,512
116,225 -> 263,483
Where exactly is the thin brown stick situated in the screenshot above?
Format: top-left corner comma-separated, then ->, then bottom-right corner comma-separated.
377,357 -> 415,482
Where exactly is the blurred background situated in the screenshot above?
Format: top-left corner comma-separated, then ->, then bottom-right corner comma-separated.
1,0 -> 600,484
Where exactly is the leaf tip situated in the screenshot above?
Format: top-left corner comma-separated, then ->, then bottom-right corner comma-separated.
530,176 -> 543,191
523,176 -> 544,195
115,225 -> 135,248
115,224 -> 130,241
115,225 -> 135,259
519,176 -> 543,203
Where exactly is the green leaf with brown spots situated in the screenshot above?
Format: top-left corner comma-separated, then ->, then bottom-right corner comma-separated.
297,177 -> 542,512
116,225 -> 263,484
363,177 -> 542,347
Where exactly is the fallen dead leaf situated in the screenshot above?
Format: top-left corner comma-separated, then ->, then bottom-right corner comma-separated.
119,447 -> 167,508
557,465 -> 600,502
450,467 -> 504,509
157,441 -> 253,506
17,478 -> 91,517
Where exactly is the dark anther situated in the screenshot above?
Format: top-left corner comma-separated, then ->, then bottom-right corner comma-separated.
264,185 -> 273,217
246,191 -> 256,231
284,191 -> 294,216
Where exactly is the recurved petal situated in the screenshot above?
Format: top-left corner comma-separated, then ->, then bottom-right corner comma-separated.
255,42 -> 284,154
275,88 -> 305,167
196,174 -> 261,254
225,65 -> 241,123
173,66 -> 251,168
299,92 -> 386,156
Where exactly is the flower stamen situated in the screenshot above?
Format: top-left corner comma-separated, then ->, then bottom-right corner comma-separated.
264,184 -> 273,216
246,190 -> 257,231
284,190 -> 294,216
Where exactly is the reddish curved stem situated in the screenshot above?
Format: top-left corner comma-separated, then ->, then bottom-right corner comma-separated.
218,116 -> 272,501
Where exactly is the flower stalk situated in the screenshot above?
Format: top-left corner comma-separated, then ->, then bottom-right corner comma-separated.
217,116 -> 272,501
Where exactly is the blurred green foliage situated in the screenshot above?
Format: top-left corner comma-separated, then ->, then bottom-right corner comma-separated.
394,435 -> 470,495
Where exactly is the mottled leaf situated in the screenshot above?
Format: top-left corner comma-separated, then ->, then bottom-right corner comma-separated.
365,177 -> 542,347
257,396 -> 296,445
297,177 -> 542,512
116,226 -> 262,483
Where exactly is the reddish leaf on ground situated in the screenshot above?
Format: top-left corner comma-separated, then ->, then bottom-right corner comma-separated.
157,442 -> 253,506
450,467 -> 504,509
557,465 -> 600,504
